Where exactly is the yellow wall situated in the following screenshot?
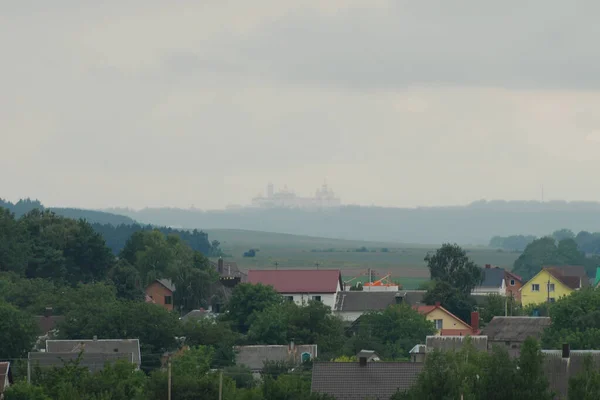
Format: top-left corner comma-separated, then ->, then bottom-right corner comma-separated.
520,269 -> 573,306
425,308 -> 471,334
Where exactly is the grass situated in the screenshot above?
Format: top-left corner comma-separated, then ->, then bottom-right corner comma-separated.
206,229 -> 521,286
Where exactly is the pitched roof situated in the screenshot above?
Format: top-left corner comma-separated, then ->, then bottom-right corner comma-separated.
235,345 -> 318,371
156,278 -> 176,292
0,362 -> 11,395
505,270 -> 522,282
545,265 -> 589,288
247,269 -> 342,293
478,267 -> 506,288
28,352 -> 134,373
311,362 -> 423,400
481,316 -> 551,342
335,291 -> 399,312
46,339 -> 141,367
426,335 -> 488,352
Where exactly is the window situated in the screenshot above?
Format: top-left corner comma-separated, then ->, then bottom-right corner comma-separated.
434,319 -> 443,330
548,283 -> 555,292
164,296 -> 172,305
510,279 -> 515,286
549,297 -> 556,303
311,295 -> 322,302
532,284 -> 540,292
285,296 -> 294,302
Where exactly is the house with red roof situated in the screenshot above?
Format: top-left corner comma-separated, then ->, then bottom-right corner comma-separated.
414,302 -> 480,336
247,269 -> 343,309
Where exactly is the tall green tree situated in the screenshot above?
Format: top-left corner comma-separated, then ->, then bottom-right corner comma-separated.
0,208 -> 30,275
0,301 -> 39,359
513,237 -> 590,280
425,243 -> 482,294
515,337 -> 554,400
223,283 -> 283,333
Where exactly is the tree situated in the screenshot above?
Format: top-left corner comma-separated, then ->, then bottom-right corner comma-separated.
423,280 -> 476,324
17,210 -> 114,284
347,304 -> 436,360
515,337 -> 554,400
568,356 -> 600,400
223,283 -> 283,333
542,288 -> 600,349
425,244 -> 482,294
0,301 -> 39,359
480,294 -> 519,323
0,208 -> 30,275
552,229 -> 575,242
4,383 -> 51,400
108,260 -> 144,301
513,237 -> 590,280
181,318 -> 239,368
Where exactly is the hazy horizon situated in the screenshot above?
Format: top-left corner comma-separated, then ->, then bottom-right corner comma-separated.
4,1 -> 600,210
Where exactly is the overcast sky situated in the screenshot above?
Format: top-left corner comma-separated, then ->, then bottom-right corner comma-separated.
3,1 -> 600,210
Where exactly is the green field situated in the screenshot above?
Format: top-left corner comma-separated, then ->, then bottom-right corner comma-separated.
206,229 -> 521,290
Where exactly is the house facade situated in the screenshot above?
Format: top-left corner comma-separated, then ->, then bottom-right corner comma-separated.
504,270 -> 523,301
415,303 -> 479,336
520,267 -> 583,306
247,269 -> 343,309
145,279 -> 175,311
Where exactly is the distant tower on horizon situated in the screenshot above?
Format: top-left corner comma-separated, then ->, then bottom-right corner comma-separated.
267,182 -> 274,198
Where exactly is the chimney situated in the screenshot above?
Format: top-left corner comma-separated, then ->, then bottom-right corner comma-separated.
394,293 -> 403,304
471,311 -> 480,333
485,264 -> 491,269
289,340 -> 295,353
359,357 -> 367,367
435,301 -> 441,307
93,335 -> 98,341
562,343 -> 570,359
44,307 -> 53,318
217,257 -> 224,274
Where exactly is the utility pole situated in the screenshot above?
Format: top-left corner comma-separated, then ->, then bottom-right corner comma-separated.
219,370 -> 223,400
315,262 -> 320,270
167,356 -> 172,400
274,262 -> 279,270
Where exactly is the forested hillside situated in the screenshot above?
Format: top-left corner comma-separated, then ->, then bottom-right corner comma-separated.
0,198 -> 136,225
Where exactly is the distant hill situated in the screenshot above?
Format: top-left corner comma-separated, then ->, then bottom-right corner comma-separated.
105,200 -> 600,245
0,198 -> 136,225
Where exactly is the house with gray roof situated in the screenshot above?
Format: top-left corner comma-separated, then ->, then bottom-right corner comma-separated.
235,343 -> 317,373
311,361 -> 423,400
334,291 -> 402,322
45,339 -> 141,369
472,266 -> 506,296
481,316 -> 551,357
28,352 -> 135,374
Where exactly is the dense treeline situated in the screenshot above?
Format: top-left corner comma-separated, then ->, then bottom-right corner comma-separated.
491,228 -> 600,254
0,198 -> 135,225
91,222 -> 221,256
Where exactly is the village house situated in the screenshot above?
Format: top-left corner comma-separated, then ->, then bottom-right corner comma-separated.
235,342 -> 317,375
481,316 -> 551,357
311,356 -> 422,400
520,266 -> 587,307
34,339 -> 142,373
472,265 -> 506,296
334,291 -> 401,322
247,269 -> 343,310
414,303 -> 480,336
504,270 -> 523,300
145,279 -> 175,311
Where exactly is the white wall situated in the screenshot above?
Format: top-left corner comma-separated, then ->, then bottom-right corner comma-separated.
281,293 -> 337,309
